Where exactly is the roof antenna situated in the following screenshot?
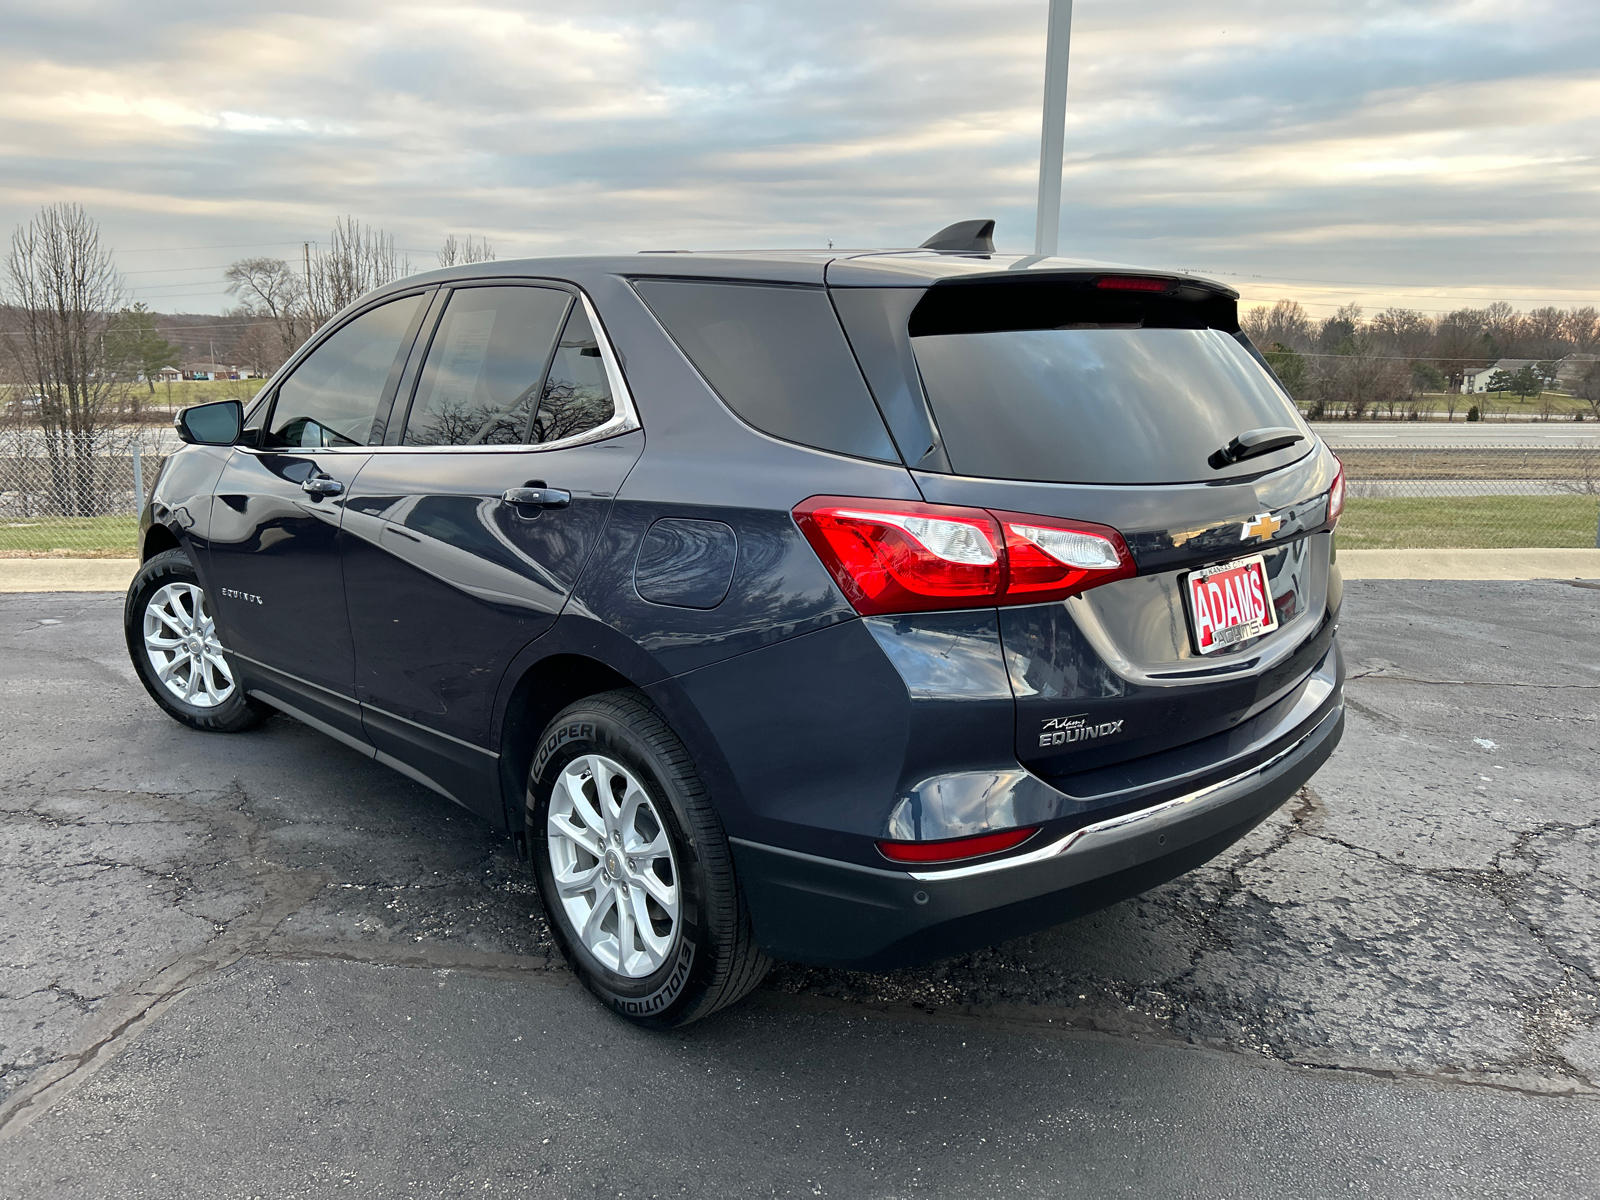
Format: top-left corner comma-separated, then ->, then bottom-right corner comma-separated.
918,220 -> 996,253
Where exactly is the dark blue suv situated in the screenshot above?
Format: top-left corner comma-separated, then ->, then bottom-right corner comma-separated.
126,239 -> 1346,1027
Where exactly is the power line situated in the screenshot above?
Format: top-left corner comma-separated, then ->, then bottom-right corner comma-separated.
111,240 -> 308,255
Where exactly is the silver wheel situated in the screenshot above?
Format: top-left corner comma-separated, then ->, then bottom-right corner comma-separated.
142,582 -> 235,709
546,753 -> 681,978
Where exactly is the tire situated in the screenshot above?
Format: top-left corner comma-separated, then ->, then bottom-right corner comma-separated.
527,688 -> 770,1028
124,548 -> 271,733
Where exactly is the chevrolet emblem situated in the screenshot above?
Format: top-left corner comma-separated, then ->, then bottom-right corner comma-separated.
1242,512 -> 1282,540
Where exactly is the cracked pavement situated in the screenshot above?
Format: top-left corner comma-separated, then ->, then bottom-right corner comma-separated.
775,580 -> 1600,1094
0,581 -> 1597,1196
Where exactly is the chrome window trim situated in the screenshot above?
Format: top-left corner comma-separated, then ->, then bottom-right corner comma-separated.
243,290 -> 640,457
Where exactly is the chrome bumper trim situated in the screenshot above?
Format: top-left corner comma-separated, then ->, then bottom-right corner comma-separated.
906,703 -> 1339,883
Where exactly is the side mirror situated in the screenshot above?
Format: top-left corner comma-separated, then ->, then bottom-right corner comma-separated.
174,399 -> 244,446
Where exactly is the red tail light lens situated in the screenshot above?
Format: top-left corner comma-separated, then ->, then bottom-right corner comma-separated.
1095,275 -> 1169,292
793,499 -> 1003,615
995,511 -> 1136,600
794,497 -> 1135,616
1327,459 -> 1345,527
877,826 -> 1039,865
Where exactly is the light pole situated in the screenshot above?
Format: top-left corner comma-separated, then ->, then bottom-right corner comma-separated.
1033,0 -> 1073,257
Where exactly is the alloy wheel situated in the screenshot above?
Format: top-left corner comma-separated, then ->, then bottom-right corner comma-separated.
546,753 -> 681,978
142,582 -> 235,709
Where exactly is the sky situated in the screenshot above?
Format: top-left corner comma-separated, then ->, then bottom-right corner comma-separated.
1,0 -> 1596,318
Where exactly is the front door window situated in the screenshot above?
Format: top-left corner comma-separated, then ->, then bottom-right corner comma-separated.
265,294 -> 425,449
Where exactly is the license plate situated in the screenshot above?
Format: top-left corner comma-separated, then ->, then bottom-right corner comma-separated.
1185,553 -> 1278,655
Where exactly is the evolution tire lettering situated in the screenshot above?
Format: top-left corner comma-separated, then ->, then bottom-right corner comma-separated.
615,939 -> 696,1016
1040,713 -> 1126,747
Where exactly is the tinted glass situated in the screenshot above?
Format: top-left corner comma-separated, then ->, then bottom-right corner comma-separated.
531,303 -> 615,444
403,286 -> 572,447
912,328 -> 1312,485
634,279 -> 896,462
266,294 -> 423,448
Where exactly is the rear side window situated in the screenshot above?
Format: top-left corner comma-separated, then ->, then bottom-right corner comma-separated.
912,327 -> 1311,485
532,302 -> 615,444
403,286 -> 571,446
634,279 -> 897,462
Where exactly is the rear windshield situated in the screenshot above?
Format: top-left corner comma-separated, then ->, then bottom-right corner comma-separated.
911,327 -> 1311,485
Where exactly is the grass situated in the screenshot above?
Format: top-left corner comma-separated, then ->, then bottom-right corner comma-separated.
1337,496 -> 1600,549
0,516 -> 140,558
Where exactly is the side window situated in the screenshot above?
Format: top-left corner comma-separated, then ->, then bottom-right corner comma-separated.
403,287 -> 571,447
531,302 -> 616,444
633,278 -> 897,462
265,294 -> 424,449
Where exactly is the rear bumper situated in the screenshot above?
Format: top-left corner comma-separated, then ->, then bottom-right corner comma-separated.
731,698 -> 1343,969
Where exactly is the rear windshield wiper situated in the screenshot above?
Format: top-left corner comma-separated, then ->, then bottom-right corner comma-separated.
1209,427 -> 1304,470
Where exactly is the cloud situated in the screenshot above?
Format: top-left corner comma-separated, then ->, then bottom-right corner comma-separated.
0,0 -> 1594,314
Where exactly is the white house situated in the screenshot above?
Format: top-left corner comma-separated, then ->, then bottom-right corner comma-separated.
1460,359 -> 1539,394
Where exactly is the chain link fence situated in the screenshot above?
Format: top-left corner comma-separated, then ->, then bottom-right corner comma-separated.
0,426 -> 173,559
1337,444 -> 1600,550
3,431 -> 1598,557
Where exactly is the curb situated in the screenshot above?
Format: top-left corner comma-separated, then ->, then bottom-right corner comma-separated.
0,559 -> 138,593
1337,548 -> 1600,581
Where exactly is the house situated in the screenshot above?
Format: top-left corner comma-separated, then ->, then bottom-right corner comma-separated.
154,366 -> 182,384
180,362 -> 250,381
1556,354 -> 1598,392
1460,359 -> 1539,394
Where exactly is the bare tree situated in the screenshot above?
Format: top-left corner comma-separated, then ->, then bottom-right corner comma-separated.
1,203 -> 131,516
1579,362 -> 1600,422
226,319 -> 281,380
1242,299 -> 1314,352
1563,307 -> 1599,355
437,234 -> 497,268
224,256 -> 307,363
305,217 -> 412,328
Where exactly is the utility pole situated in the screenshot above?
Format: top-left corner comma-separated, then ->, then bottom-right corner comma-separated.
1033,0 -> 1073,257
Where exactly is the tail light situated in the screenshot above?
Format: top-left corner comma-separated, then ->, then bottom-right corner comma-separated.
877,826 -> 1039,865
793,496 -> 1135,616
1327,459 -> 1345,527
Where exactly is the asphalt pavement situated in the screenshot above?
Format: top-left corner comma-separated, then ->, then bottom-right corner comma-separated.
1311,421 -> 1598,448
1,582 -> 1598,1197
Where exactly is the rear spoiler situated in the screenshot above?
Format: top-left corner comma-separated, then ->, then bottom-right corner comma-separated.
908,271 -> 1240,337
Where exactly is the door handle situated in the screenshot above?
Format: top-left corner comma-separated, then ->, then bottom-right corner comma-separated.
501,486 -> 570,509
302,476 -> 344,497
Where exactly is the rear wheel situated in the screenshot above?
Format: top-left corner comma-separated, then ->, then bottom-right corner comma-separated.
528,689 -> 770,1028
124,549 -> 271,733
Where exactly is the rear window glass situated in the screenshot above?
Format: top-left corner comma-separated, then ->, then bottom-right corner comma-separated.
633,279 -> 897,462
911,327 -> 1311,485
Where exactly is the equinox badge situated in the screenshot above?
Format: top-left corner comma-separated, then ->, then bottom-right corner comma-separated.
1040,714 -> 1126,747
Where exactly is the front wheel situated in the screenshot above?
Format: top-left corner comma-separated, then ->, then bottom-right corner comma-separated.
528,689 -> 770,1028
124,549 -> 271,733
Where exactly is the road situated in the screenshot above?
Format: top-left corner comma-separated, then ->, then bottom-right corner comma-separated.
1,582 -> 1598,1196
1313,421 -> 1599,449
